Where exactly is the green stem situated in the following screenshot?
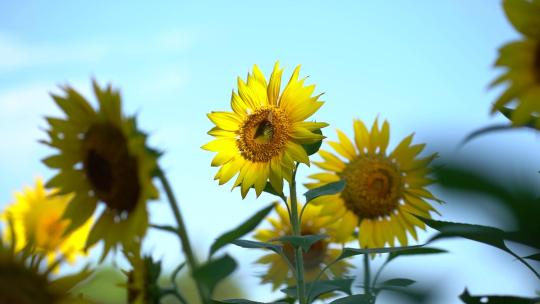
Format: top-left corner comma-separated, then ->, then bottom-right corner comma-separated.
289,164 -> 307,304
157,168 -> 208,304
363,254 -> 371,296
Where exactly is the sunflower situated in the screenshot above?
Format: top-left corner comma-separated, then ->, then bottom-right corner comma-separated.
0,226 -> 92,304
42,80 -> 159,256
1,178 -> 92,267
306,119 -> 441,248
124,245 -> 162,304
202,62 -> 327,198
491,0 -> 540,126
254,202 -> 352,290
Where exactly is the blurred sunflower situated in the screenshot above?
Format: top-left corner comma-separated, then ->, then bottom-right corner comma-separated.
203,62 -> 327,198
254,202 -> 352,290
1,178 -> 92,267
42,80 -> 159,256
491,0 -> 540,125
124,246 -> 162,304
0,227 -> 92,304
306,119 -> 441,248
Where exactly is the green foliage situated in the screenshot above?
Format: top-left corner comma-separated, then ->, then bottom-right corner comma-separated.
231,240 -> 283,254
210,203 -> 276,257
282,279 -> 354,303
193,255 -> 238,299
328,294 -> 374,304
460,289 -> 540,304
417,216 -> 540,280
338,245 -> 423,261
379,278 -> 415,288
276,234 -> 327,253
213,300 -> 288,304
303,180 -> 345,203
433,164 -> 540,250
302,128 -> 324,156
387,247 -> 447,262
524,253 -> 540,262
418,216 -> 509,252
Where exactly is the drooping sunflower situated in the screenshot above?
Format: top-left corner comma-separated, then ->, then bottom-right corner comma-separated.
203,62 -> 327,198
491,0 -> 540,126
42,80 -> 159,256
1,178 -> 92,267
0,227 -> 92,304
306,119 -> 441,248
254,202 -> 352,290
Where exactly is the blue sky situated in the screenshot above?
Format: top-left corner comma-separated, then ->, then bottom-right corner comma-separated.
1,1 -> 539,302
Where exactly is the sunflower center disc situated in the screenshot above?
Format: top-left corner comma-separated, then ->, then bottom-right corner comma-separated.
534,44 -> 540,83
83,123 -> 141,214
283,230 -> 327,270
0,263 -> 55,303
237,107 -> 290,162
339,156 -> 402,219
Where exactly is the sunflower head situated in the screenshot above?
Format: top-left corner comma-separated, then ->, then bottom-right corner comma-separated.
1,178 -> 92,267
42,80 -> 159,257
203,62 -> 328,198
125,247 -> 162,304
253,202 -> 352,290
0,226 -> 92,304
491,0 -> 540,125
306,119 -> 441,248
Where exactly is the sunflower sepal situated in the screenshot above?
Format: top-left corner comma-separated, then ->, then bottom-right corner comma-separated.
301,128 -> 325,156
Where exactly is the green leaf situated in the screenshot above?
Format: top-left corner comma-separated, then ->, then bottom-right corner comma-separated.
271,297 -> 295,304
461,124 -> 514,146
329,294 -> 374,304
302,128 -> 324,156
231,240 -> 283,254
417,216 -> 510,253
150,224 -> 178,234
276,234 -> 327,252
460,288 -> 540,304
523,253 -> 540,262
193,255 -> 237,298
387,247 -> 447,262
213,299 -> 288,304
433,164 -> 540,249
337,245 -> 423,261
379,278 -> 415,288
282,279 -> 354,302
304,180 -> 345,203
209,203 -> 276,257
